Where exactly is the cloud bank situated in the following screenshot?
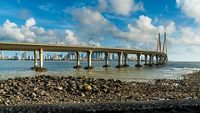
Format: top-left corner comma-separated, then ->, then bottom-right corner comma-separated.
98,0 -> 144,16
0,18 -> 79,45
72,7 -> 175,47
172,0 -> 200,46
177,0 -> 200,24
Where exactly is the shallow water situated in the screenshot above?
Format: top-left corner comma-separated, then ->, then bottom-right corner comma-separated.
0,60 -> 199,81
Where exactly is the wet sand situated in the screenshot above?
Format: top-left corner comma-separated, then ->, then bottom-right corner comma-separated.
0,71 -> 200,112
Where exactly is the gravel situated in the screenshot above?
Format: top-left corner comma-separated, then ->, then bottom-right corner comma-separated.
0,71 -> 200,109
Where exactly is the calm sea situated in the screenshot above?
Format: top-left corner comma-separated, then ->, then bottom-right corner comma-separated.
0,60 -> 199,81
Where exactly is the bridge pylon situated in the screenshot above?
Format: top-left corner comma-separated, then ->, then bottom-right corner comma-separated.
162,32 -> 167,54
156,33 -> 161,52
156,32 -> 168,64
162,32 -> 168,63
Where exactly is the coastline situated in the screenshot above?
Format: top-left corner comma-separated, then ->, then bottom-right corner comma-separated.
0,71 -> 200,111
1,99 -> 200,113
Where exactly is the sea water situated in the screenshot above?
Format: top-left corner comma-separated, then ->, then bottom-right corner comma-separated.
0,60 -> 199,81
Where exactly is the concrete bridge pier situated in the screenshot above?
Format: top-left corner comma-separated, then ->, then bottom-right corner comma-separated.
36,48 -> 47,72
159,55 -> 164,65
73,51 -> 82,69
123,53 -> 129,67
135,53 -> 142,67
31,50 -> 38,70
152,55 -> 155,65
144,54 -> 148,65
84,50 -> 93,69
156,55 -> 160,65
103,52 -> 110,67
163,57 -> 168,64
148,54 -> 153,66
116,52 -> 123,68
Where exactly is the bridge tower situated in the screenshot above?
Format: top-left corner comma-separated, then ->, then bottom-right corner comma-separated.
156,33 -> 168,64
162,33 -> 167,54
162,32 -> 168,63
156,33 -> 162,52
156,32 -> 167,54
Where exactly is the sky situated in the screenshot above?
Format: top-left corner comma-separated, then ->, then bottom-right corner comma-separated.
0,0 -> 200,61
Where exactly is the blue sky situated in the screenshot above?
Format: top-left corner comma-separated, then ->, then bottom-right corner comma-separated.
0,0 -> 200,61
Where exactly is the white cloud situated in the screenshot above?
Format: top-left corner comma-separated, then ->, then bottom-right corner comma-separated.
135,15 -> 156,31
187,46 -> 200,55
171,27 -> 200,45
0,19 -> 26,41
0,18 -> 80,45
72,7 -> 113,31
38,3 -> 57,14
25,18 -> 36,27
0,18 -> 38,42
72,7 -> 176,48
176,0 -> 200,24
166,21 -> 176,34
72,7 -> 118,42
98,0 -> 143,16
122,15 -> 157,41
174,0 -> 200,56
118,15 -> 176,42
65,29 -> 78,45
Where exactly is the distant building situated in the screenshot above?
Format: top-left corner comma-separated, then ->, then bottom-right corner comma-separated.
45,53 -> 51,60
21,52 -> 27,60
91,53 -> 96,60
52,53 -> 59,60
96,52 -> 100,60
51,53 -> 64,60
28,56 -> 32,60
13,53 -> 19,60
80,53 -> 84,60
66,52 -> 75,60
112,53 -> 115,61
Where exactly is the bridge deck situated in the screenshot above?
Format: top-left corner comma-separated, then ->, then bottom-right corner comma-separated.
0,42 -> 166,56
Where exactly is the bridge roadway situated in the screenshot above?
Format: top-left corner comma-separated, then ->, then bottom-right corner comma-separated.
0,42 -> 168,71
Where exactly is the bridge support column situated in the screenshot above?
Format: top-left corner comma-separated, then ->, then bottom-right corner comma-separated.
39,48 -> 44,68
31,50 -> 38,70
103,52 -> 110,67
148,54 -> 153,66
144,54 -> 148,65
84,50 -> 93,69
123,53 -> 129,67
135,53 -> 142,67
73,51 -> 82,69
152,55 -> 155,65
163,56 -> 168,64
159,55 -> 164,65
156,55 -> 160,65
116,52 -> 123,68
36,48 -> 47,72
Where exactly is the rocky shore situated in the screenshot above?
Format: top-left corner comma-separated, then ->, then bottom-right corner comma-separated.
0,71 -> 200,106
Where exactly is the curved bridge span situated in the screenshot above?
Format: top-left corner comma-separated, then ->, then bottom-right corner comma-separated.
0,40 -> 167,71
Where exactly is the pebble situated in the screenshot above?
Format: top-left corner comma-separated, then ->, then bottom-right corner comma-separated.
84,84 -> 92,91
0,71 -> 200,106
0,89 -> 4,93
40,91 -> 46,96
56,86 -> 63,91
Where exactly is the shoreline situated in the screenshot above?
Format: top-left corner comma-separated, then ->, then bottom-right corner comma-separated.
0,71 -> 200,111
1,99 -> 200,112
